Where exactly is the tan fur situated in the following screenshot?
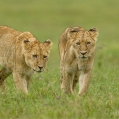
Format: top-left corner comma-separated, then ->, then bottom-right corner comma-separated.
59,27 -> 98,96
0,26 -> 52,94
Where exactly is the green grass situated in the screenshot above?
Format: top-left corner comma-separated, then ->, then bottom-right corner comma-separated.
0,0 -> 119,118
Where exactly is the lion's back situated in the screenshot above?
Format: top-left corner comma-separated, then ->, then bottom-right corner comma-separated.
0,26 -> 21,68
0,26 -> 20,35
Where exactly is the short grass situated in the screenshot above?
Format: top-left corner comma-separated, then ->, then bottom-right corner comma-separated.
0,0 -> 119,119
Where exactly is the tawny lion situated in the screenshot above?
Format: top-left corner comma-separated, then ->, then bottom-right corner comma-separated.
0,26 -> 52,94
59,27 -> 98,96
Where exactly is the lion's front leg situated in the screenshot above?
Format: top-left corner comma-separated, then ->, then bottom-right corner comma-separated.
78,70 -> 92,96
13,72 -> 29,94
61,71 -> 74,95
26,73 -> 33,89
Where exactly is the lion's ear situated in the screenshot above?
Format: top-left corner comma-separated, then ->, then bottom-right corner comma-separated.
18,32 -> 33,40
23,39 -> 30,43
19,32 -> 35,52
22,39 -> 31,53
43,39 -> 52,52
22,38 -> 38,53
23,38 -> 36,44
19,32 -> 36,45
89,28 -> 98,41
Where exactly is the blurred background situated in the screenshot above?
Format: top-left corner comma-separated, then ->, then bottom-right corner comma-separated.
0,0 -> 119,68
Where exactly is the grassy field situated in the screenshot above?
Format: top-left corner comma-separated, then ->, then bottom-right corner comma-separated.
0,0 -> 119,119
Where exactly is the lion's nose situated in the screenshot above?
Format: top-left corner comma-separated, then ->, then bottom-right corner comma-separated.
38,66 -> 43,70
80,51 -> 87,55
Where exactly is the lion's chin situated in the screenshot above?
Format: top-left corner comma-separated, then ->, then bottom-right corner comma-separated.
33,69 -> 42,73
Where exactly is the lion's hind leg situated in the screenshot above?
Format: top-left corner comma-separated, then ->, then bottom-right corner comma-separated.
0,68 -> 12,93
72,78 -> 78,92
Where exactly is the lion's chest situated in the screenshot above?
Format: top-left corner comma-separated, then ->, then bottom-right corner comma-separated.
64,58 -> 78,73
78,60 -> 93,72
78,64 -> 87,71
65,58 -> 93,73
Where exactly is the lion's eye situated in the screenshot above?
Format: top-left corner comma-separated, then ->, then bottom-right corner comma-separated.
87,42 -> 91,45
76,42 -> 80,46
43,55 -> 47,59
33,54 -> 38,58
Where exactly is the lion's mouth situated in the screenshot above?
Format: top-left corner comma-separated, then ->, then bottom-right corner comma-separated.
82,56 -> 86,58
81,56 -> 88,60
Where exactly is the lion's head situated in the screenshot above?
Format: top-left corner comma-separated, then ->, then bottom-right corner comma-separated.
18,32 -> 52,72
67,27 -> 98,60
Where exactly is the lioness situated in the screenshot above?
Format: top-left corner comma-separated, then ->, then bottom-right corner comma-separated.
0,26 -> 52,94
59,27 -> 98,95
